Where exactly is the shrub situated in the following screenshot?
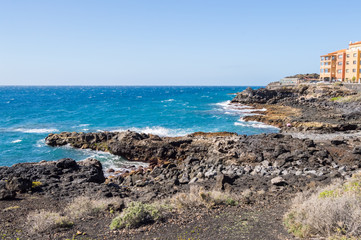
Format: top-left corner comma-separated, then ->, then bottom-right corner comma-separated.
65,196 -> 122,219
331,96 -> 343,101
284,174 -> 361,239
169,186 -> 239,209
31,181 -> 42,188
110,201 -> 164,230
27,210 -> 73,233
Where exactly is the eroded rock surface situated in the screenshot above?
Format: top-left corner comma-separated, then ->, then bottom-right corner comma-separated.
231,84 -> 361,133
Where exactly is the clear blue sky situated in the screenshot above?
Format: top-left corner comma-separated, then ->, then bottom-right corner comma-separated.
0,0 -> 360,86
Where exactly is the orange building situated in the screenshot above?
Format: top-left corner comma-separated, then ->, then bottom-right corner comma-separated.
320,41 -> 361,83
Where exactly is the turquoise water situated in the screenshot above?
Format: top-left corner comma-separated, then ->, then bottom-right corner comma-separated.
0,86 -> 279,168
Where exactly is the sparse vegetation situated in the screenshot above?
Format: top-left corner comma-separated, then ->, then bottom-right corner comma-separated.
26,196 -> 122,234
31,181 -> 42,188
110,201 -> 166,230
330,94 -> 361,102
284,174 -> 361,239
65,196 -> 121,219
331,96 -> 343,101
168,186 -> 239,209
285,73 -> 320,80
27,210 -> 73,233
3,206 -> 20,212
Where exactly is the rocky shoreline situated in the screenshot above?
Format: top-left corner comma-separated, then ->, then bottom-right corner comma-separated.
2,83 -> 361,239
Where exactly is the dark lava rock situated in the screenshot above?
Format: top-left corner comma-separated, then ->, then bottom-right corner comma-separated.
7,177 -> 32,193
0,181 -> 16,200
0,158 -> 121,200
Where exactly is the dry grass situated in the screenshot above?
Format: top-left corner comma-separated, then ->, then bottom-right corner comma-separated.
65,196 -> 122,219
165,185 -> 239,209
26,196 -> 122,234
27,210 -> 73,233
284,174 -> 361,239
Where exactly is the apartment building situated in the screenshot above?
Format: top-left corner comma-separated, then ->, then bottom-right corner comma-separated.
320,41 -> 361,83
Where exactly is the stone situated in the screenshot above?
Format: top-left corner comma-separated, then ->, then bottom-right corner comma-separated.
178,174 -> 189,184
189,177 -> 198,184
271,176 -> 287,186
214,173 -> 236,191
204,170 -> 217,178
56,158 -> 78,169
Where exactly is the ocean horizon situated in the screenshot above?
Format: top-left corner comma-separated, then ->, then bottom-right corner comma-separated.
0,86 -> 279,170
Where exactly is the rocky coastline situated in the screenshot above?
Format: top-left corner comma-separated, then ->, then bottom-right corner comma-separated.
2,83 -> 361,239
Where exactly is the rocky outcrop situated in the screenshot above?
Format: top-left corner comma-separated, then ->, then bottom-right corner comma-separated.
231,84 -> 361,133
42,130 -> 361,201
0,158 -> 123,200
45,131 -> 333,166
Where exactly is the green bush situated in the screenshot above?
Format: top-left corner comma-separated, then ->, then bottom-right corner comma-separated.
110,202 -> 163,230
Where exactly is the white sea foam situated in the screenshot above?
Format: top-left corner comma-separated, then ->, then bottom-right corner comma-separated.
234,119 -> 280,129
35,139 -> 45,147
13,128 -> 59,133
109,126 -> 192,137
72,148 -> 148,174
11,139 -> 22,143
213,101 -> 265,119
161,99 -> 175,102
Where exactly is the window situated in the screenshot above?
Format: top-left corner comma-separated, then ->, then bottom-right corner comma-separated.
353,69 -> 356,73
337,70 -> 342,73
347,54 -> 350,58
321,57 -> 324,61
338,54 -> 343,59
321,62 -> 324,66
332,56 -> 336,60
354,53 -> 357,57
338,62 -> 342,65
325,69 -> 329,73
320,69 -> 323,73
346,61 -> 349,65
354,60 -> 357,64
346,69 -> 350,73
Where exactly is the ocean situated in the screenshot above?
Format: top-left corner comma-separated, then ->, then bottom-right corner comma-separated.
0,86 -> 279,169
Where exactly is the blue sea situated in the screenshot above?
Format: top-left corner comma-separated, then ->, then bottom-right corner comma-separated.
0,86 -> 279,169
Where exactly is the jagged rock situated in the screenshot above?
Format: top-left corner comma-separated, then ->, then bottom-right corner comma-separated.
0,158 -> 115,200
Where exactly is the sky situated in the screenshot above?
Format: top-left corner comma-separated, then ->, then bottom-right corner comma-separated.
0,0 -> 360,86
